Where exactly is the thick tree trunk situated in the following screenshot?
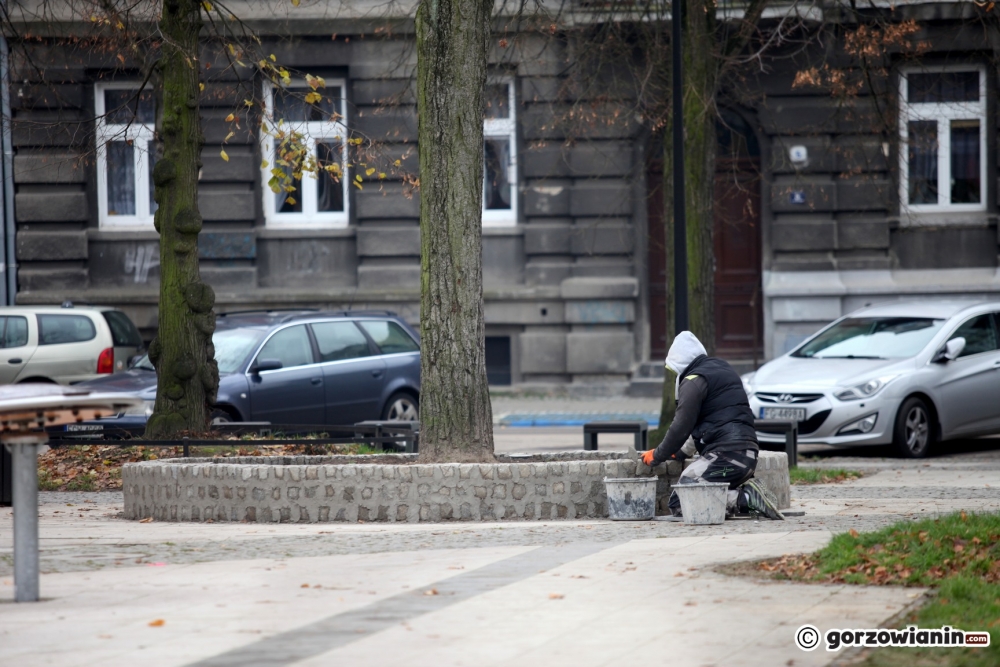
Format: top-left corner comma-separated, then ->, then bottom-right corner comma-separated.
415,0 -> 495,462
682,0 -> 719,354
145,0 -> 218,438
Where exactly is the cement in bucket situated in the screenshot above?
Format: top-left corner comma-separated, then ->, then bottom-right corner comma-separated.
673,482 -> 729,524
604,477 -> 657,521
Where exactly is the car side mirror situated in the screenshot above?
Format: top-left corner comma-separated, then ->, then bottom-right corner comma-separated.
253,358 -> 283,373
933,337 -> 966,363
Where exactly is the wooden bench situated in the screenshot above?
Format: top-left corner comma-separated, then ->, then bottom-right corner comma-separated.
754,419 -> 798,468
583,421 -> 649,452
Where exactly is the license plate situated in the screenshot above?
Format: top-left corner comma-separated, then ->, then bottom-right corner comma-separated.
760,407 -> 806,421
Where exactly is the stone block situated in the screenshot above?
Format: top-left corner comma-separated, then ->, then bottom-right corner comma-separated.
14,152 -> 85,183
838,218 -> 889,250
566,332 -> 634,373
353,106 -> 418,142
521,77 -> 566,103
770,178 -> 836,213
356,184 -> 420,219
202,266 -> 257,290
892,227 -> 998,270
525,260 -> 573,286
199,231 -> 256,260
836,178 -> 890,212
560,276 -> 638,299
834,136 -> 889,173
351,78 -> 415,105
570,221 -> 633,255
483,235 -> 525,287
357,226 -> 420,257
771,296 -> 842,323
484,300 -> 564,325
17,267 -> 88,292
258,237 -> 358,288
519,332 -> 567,373
521,145 -> 569,179
565,300 -> 635,324
200,148 -> 256,182
16,230 -> 87,261
12,112 -> 84,147
350,40 -> 416,79
357,261 -> 420,289
525,223 -> 572,255
199,190 -> 255,221
771,217 -> 836,251
524,181 -> 571,217
15,191 -> 88,222
570,182 -> 632,217
570,257 -> 634,277
569,143 -> 633,177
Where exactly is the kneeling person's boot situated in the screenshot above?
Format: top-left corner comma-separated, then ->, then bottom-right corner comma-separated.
738,479 -> 784,520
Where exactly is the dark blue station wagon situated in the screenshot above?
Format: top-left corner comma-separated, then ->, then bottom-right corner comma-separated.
80,310 -> 421,425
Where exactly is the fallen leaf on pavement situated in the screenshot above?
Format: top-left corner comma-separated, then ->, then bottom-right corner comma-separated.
548,593 -> 564,600
148,619 -> 165,627
849,529 -> 859,538
423,589 -> 438,596
301,583 -> 309,588
139,517 -> 153,524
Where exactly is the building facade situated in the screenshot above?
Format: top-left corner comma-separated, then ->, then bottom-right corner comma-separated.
4,1 -> 1000,388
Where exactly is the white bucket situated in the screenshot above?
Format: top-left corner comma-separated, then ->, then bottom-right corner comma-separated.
604,477 -> 658,521
673,482 -> 730,525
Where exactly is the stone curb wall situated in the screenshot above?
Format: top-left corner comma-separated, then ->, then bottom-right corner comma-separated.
122,452 -> 789,523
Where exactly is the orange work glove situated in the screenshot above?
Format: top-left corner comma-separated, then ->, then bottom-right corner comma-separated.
641,449 -> 657,466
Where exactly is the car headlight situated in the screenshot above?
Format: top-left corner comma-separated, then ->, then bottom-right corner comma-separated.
834,375 -> 898,401
838,413 -> 878,435
741,372 -> 756,397
122,399 -> 155,417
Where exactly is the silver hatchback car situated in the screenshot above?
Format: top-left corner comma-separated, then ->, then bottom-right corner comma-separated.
743,301 -> 1000,458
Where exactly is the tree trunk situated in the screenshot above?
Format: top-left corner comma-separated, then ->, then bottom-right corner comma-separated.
682,0 -> 719,354
415,0 -> 495,462
652,132 -> 676,445
145,0 -> 218,438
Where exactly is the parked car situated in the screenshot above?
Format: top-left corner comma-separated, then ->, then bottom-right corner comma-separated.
743,301 -> 1000,458
0,304 -> 144,384
78,310 -> 421,426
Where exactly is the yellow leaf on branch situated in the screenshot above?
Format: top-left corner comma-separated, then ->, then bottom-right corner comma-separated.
304,92 -> 323,105
225,113 -> 235,122
220,149 -> 229,162
365,167 -> 376,176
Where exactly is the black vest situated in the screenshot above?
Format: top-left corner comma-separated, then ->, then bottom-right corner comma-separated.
681,355 -> 758,452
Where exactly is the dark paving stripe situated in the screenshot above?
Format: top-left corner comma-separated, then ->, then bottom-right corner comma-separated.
184,541 -> 616,667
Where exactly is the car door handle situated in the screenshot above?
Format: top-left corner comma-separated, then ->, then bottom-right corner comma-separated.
371,369 -> 384,378
8,358 -> 21,364
993,359 -> 1000,368
311,378 -> 322,385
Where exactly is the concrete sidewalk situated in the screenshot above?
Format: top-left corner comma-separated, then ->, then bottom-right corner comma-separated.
2,444 -> 999,666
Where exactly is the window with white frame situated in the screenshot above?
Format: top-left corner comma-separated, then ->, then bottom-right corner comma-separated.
262,80 -> 349,228
899,66 -> 987,214
95,84 -> 158,228
483,79 -> 517,225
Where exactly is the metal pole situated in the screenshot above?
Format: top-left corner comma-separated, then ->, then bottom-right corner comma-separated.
0,3 -> 17,306
672,0 -> 688,334
11,443 -> 39,602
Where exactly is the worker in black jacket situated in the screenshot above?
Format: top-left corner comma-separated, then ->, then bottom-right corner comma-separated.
640,331 -> 783,520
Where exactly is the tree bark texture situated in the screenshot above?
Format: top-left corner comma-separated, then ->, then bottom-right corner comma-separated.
415,0 -> 495,462
653,131 -> 677,445
682,0 -> 719,354
145,0 -> 219,438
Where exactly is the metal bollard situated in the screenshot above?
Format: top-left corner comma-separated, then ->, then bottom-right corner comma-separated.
10,441 -> 40,602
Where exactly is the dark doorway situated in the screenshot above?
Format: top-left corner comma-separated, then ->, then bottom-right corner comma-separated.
647,111 -> 763,360
485,336 -> 512,385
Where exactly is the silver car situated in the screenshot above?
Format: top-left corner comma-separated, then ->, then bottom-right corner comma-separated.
743,301 -> 1000,458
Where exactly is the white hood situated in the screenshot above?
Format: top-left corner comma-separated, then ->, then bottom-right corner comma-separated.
665,331 -> 707,395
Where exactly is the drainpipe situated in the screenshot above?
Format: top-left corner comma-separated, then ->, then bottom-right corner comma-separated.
0,2 -> 15,305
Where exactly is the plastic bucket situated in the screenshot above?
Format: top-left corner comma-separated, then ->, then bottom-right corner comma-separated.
673,482 -> 730,525
604,477 -> 658,521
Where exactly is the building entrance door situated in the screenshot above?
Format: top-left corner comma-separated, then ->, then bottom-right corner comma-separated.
647,112 -> 763,360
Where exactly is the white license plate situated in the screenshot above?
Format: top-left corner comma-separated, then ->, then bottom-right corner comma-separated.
760,407 -> 806,421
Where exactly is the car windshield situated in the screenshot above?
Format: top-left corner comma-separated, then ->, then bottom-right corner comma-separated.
130,328 -> 265,374
792,317 -> 945,359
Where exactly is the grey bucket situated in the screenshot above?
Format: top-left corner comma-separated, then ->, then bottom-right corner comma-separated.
604,477 -> 658,521
673,482 -> 730,524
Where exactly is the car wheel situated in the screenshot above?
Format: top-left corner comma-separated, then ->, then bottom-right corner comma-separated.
209,408 -> 236,425
892,396 -> 935,458
382,392 -> 418,422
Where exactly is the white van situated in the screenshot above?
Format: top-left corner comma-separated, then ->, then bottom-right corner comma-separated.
0,305 -> 144,384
